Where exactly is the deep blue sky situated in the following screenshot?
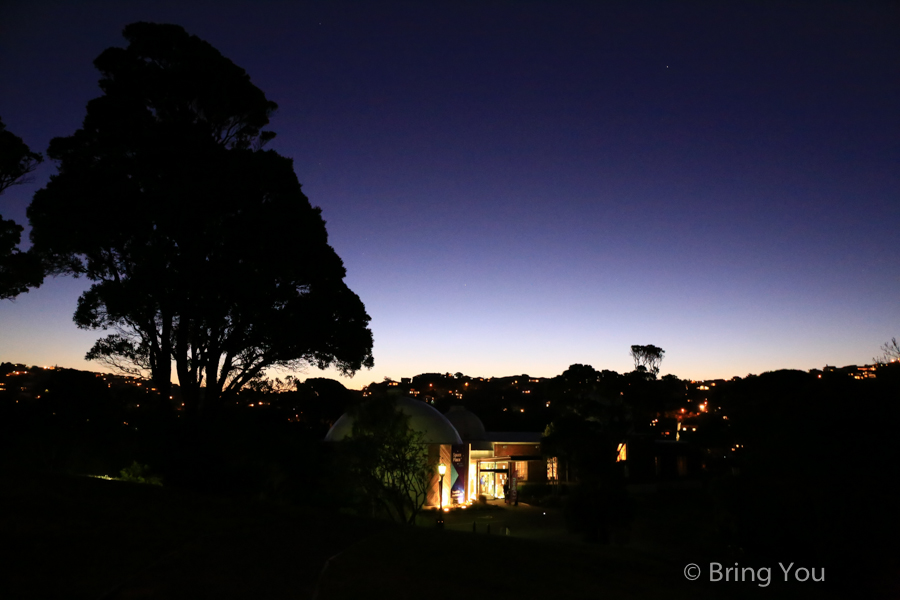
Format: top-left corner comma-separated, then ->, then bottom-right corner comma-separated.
1,1 -> 898,387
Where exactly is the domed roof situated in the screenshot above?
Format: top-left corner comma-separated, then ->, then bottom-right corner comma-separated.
324,396 -> 463,444
444,405 -> 486,441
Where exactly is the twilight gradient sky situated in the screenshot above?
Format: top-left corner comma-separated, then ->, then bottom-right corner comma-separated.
1,1 -> 898,388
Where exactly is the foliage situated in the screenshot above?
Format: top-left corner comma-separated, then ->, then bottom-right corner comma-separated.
0,216 -> 44,300
0,118 -> 44,299
714,370 -> 900,594
515,482 -> 558,504
292,377 -> 355,436
543,364 -> 635,482
629,344 -> 665,376
27,22 -> 373,417
119,460 -> 163,486
343,395 -> 434,525
0,116 -> 42,195
550,363 -> 602,416
542,413 -> 618,481
542,360 -> 646,541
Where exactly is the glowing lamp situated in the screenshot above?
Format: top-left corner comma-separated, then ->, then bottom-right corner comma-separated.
437,463 -> 447,512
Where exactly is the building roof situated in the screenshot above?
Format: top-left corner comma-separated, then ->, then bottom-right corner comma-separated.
485,431 -> 543,443
324,396 -> 463,444
444,405 -> 487,441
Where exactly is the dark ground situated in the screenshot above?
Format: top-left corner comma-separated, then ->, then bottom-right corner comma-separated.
1,470 -> 865,599
0,469 -> 383,599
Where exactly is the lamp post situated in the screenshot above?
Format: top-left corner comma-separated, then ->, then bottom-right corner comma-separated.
438,462 -> 447,511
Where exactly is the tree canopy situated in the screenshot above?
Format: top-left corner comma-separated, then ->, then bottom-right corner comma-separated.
0,117 -> 44,300
343,393 -> 434,525
27,22 -> 373,417
0,216 -> 44,300
629,344 -> 665,376
0,117 -> 43,195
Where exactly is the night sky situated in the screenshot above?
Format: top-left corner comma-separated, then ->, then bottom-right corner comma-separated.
1,1 -> 898,388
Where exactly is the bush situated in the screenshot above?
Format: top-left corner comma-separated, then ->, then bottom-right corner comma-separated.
119,461 -> 162,486
563,481 -> 632,543
516,482 -> 554,502
538,494 -> 563,509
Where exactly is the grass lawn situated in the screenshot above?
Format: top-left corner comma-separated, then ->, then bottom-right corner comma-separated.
316,525 -> 713,600
1,471 -> 847,599
318,499 -> 842,600
0,469 -> 384,599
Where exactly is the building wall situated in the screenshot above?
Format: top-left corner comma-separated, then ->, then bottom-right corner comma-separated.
524,459 -> 547,482
493,443 -> 541,457
425,444 -> 453,507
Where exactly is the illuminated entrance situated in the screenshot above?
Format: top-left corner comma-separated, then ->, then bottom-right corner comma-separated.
477,462 -> 509,499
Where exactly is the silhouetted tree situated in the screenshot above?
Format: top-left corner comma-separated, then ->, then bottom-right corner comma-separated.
293,377 -> 355,434
28,23 -> 373,418
876,337 -> 900,364
542,412 -> 614,479
542,412 -> 632,543
629,344 -> 665,376
0,118 -> 44,299
0,216 -> 43,300
551,363 -> 601,416
543,364 -> 634,492
716,369 -> 900,595
342,394 -> 434,524
0,117 -> 42,194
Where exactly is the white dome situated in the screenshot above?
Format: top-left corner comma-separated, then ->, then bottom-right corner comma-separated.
444,405 -> 486,441
324,396 -> 463,444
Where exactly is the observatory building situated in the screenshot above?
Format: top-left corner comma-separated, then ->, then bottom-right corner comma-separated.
325,399 -> 545,506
